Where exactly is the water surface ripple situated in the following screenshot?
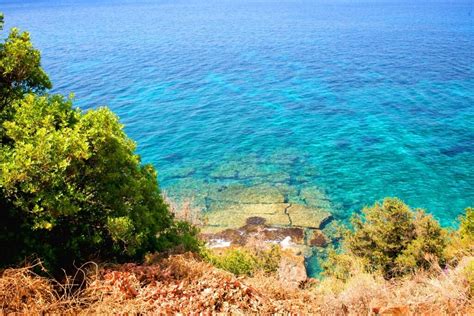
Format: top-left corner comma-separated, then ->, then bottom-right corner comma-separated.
4,0 -> 474,225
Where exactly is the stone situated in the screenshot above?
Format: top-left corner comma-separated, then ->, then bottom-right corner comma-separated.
246,216 -> 266,225
260,227 -> 304,244
301,166 -> 319,177
208,184 -> 286,204
209,162 -> 239,179
201,223 -> 306,248
203,203 -> 290,233
266,171 -> 291,183
236,164 -> 276,179
299,186 -> 333,209
286,204 -> 332,229
168,166 -> 196,178
270,149 -> 300,165
308,229 -> 328,247
278,252 -> 307,288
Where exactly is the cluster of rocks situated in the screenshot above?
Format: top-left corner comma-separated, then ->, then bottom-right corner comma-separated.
163,154 -> 336,285
194,183 -> 333,286
166,181 -> 333,251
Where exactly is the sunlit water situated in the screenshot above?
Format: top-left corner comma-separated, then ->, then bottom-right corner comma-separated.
3,0 -> 474,227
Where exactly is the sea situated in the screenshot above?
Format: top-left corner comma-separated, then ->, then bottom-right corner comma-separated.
2,0 -> 474,227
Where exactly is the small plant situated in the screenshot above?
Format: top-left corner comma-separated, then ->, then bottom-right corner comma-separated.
202,245 -> 281,276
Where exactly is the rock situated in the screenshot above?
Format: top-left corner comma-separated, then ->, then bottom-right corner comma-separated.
164,179 -> 215,207
299,187 -> 333,209
168,166 -> 196,178
301,166 -> 319,177
209,163 -> 239,179
206,239 -> 232,248
278,252 -> 307,288
200,221 -> 305,248
308,229 -> 328,247
208,184 -> 286,204
266,171 -> 291,183
245,216 -> 266,225
260,227 -> 304,244
236,164 -> 276,179
270,149 -> 300,165
203,203 -> 290,233
286,204 -> 332,229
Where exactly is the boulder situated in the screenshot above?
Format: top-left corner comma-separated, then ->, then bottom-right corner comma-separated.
278,252 -> 307,288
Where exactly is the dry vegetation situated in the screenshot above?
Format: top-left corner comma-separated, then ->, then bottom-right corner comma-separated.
1,254 -> 473,315
163,193 -> 205,227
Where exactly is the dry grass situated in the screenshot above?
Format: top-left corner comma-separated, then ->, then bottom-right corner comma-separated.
0,260 -> 98,314
1,255 -> 473,315
309,257 -> 474,315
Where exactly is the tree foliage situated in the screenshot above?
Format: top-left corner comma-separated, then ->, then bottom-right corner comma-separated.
0,14 -> 197,272
324,198 -> 447,279
0,27 -> 51,118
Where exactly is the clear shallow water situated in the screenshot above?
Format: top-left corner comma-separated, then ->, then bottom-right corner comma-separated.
3,0 -> 474,226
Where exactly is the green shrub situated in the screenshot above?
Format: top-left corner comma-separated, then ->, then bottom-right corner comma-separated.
0,26 -> 51,119
445,207 -> 474,262
460,208 -> 474,241
321,248 -> 365,281
202,246 -> 281,276
325,198 -> 447,279
0,15 -> 198,273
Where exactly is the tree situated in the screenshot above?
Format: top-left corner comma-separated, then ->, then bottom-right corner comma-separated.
0,14 -> 198,272
0,28 -> 51,116
0,15 -> 51,143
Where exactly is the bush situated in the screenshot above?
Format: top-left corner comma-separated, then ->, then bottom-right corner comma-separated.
460,207 -> 474,241
445,207 -> 474,263
321,248 -> 367,281
0,16 -> 198,273
0,25 -> 51,120
324,198 -> 447,279
202,246 -> 281,276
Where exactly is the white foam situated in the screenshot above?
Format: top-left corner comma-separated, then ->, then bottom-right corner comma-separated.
280,236 -> 293,249
207,239 -> 231,248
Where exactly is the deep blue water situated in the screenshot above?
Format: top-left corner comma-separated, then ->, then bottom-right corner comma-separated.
3,0 -> 474,226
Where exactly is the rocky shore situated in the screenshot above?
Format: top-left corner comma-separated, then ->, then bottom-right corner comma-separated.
167,180 -> 335,283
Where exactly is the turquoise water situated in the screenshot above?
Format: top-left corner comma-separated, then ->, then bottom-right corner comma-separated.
3,0 -> 474,226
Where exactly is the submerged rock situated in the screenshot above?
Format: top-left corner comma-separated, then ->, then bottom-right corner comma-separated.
286,204 -> 332,229
204,203 -> 290,233
299,186 -> 332,209
209,162 -> 240,179
167,166 -> 196,178
308,229 -> 328,247
203,183 -> 332,232
208,184 -> 286,204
